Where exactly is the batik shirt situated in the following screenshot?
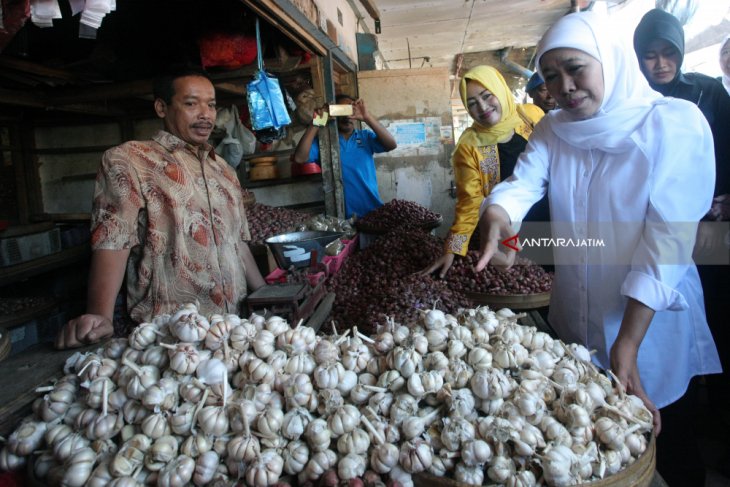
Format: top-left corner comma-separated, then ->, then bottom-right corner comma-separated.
91,130 -> 252,322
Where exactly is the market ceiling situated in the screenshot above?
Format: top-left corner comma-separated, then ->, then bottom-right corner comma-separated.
352,0 -> 580,71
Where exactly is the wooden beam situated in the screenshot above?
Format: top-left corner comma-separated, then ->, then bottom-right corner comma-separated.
48,79 -> 153,105
239,0 -> 326,56
0,56 -> 79,83
358,0 -> 380,21
213,81 -> 247,96
0,88 -> 46,108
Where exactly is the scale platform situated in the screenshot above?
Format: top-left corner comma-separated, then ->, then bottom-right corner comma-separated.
246,279 -> 327,327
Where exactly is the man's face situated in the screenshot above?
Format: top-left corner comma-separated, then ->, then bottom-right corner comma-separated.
335,97 -> 355,135
528,84 -> 557,112
154,75 -> 217,146
640,39 -> 680,85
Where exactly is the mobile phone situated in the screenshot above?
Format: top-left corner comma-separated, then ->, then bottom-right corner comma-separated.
328,104 -> 353,116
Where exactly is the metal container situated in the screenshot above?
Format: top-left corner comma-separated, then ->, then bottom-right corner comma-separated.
265,231 -> 343,269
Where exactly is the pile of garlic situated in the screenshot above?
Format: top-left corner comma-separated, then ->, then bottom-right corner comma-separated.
0,303 -> 652,487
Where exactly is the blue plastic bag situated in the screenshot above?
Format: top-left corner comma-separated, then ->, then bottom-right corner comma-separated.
246,70 -> 292,131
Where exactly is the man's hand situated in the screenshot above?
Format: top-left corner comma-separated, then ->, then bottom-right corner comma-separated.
55,314 -> 113,349
351,99 -> 370,122
420,253 -> 455,279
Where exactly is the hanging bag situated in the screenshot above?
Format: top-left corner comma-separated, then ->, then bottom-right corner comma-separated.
246,17 -> 291,142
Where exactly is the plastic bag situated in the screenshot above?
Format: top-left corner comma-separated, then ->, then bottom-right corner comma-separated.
246,70 -> 292,133
214,105 -> 256,169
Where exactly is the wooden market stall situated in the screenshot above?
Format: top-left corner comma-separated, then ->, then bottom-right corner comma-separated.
0,0 -> 361,359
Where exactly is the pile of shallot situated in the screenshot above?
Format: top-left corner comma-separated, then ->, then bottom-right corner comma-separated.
447,253 -> 553,295
329,230 -> 471,334
0,303 -> 652,487
246,203 -> 311,245
355,200 -> 442,233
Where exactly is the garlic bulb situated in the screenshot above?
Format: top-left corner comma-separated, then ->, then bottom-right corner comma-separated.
407,370 -> 444,398
193,450 -> 219,486
180,433 -> 213,458
327,403 -> 360,437
141,410 -> 172,439
169,305 -> 210,343
129,322 -> 161,350
206,315 -> 237,351
227,428 -> 261,463
461,439 -> 492,466
400,407 -> 441,440
163,343 -> 202,375
338,452 -> 367,480
87,461 -> 114,487
53,432 -> 89,462
253,329 -> 276,358
399,438 -> 433,473
197,405 -> 229,437
441,416 -> 475,451
257,407 -> 284,439
142,345 -> 169,368
62,447 -> 96,487
540,444 -> 578,486
284,352 -> 316,375
0,447 -> 26,471
158,454 -> 195,487
7,420 -> 46,456
245,448 -> 284,486
282,440 -> 309,475
455,462 -> 484,485
230,322 -> 257,351
305,418 -> 331,452
281,407 -> 313,440
337,426 -> 370,455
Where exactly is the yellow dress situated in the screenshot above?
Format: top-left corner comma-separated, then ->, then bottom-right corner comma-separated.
445,103 -> 544,256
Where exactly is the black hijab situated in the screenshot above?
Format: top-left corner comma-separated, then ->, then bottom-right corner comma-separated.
633,8 -> 684,94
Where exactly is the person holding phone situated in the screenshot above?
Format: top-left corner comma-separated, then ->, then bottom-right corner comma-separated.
293,94 -> 397,218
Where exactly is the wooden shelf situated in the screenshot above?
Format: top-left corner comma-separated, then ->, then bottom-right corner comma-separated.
242,148 -> 295,160
0,297 -> 62,329
0,244 -> 90,287
0,341 -> 102,436
243,173 -> 322,189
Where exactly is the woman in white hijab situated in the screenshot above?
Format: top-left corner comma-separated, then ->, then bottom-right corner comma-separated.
475,11 -> 720,485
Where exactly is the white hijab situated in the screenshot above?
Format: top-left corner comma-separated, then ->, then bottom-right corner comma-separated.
721,35 -> 730,95
535,12 -> 661,153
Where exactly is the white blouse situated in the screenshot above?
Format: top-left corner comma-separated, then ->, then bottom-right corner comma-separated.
484,98 -> 722,408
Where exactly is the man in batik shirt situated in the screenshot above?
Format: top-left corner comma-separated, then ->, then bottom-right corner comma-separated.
57,69 -> 265,349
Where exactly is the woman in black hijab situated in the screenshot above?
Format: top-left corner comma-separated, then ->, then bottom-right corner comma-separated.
635,8 -> 730,484
634,8 -> 730,202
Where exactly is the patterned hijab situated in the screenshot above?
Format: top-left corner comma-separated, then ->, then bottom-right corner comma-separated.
536,11 -> 660,153
458,65 -> 523,147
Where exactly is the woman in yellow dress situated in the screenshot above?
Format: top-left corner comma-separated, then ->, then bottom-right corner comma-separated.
423,65 -> 547,277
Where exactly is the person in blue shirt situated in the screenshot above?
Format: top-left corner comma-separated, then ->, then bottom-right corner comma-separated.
293,94 -> 397,218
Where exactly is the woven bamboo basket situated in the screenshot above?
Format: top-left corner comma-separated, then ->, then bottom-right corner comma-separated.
466,290 -> 551,310
414,433 -> 656,487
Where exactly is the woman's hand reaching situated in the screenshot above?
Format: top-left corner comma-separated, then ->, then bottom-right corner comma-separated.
475,204 -> 518,272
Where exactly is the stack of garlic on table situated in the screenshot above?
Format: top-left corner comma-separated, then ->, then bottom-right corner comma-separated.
0,302 -> 653,487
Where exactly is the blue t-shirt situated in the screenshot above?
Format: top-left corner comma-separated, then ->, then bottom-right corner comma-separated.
308,129 -> 386,218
